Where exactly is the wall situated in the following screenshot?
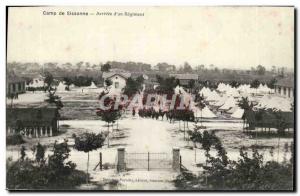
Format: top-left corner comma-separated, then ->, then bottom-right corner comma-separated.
107,75 -> 127,89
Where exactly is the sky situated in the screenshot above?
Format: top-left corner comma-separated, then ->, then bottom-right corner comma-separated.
7,6 -> 294,70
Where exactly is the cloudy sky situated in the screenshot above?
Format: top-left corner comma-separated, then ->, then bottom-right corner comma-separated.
7,6 -> 294,70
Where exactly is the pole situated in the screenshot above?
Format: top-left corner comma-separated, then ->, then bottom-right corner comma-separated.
201,109 -> 203,127
107,122 -> 110,147
100,152 -> 102,170
180,155 -> 182,172
277,136 -> 280,163
148,152 -> 150,171
194,146 -> 196,163
87,152 -> 89,184
183,121 -> 186,140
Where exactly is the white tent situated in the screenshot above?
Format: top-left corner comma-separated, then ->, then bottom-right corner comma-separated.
88,82 -> 98,89
219,96 -> 236,110
227,106 -> 238,114
225,87 -> 240,97
257,95 -> 292,112
199,87 -> 212,98
56,82 -> 66,92
194,106 -> 217,118
217,83 -> 229,93
206,90 -> 221,102
258,84 -> 272,94
214,96 -> 227,107
237,84 -> 248,93
68,84 -> 75,90
231,108 -> 245,119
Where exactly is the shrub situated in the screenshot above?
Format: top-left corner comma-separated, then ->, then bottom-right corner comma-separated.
174,133 -> 294,191
7,140 -> 86,190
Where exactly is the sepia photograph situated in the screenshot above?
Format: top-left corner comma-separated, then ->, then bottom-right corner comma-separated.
5,6 -> 295,191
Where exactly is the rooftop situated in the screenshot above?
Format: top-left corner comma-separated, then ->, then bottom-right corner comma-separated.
7,107 -> 59,127
102,71 -> 131,79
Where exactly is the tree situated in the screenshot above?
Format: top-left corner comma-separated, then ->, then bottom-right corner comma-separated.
238,97 -> 253,130
156,62 -> 175,72
123,77 -> 144,97
101,63 -> 111,72
189,127 -> 203,163
195,93 -> 205,127
35,143 -> 45,165
72,76 -> 93,87
44,71 -> 54,88
104,79 -> 112,90
44,72 -> 63,109
156,76 -> 177,94
48,139 -> 77,180
183,62 -> 193,73
256,65 -> 266,75
20,146 -> 26,161
273,111 -> 289,135
229,80 -> 240,88
250,79 -> 260,89
200,131 -> 218,184
188,80 -> 195,92
267,78 -> 277,89
96,97 -> 122,147
74,133 -> 105,183
75,61 -> 84,71
63,77 -> 73,91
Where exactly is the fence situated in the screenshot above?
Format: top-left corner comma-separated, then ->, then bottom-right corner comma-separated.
116,147 -> 181,172
125,152 -> 172,170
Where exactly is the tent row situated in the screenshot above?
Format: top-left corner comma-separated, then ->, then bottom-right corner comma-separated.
56,81 -> 99,92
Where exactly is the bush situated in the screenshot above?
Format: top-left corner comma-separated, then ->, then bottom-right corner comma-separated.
174,133 -> 294,191
6,134 -> 25,145
174,170 -> 202,190
7,160 -> 87,190
7,140 -> 87,190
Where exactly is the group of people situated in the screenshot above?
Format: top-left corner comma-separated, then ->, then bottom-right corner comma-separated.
137,108 -> 165,120
134,107 -> 195,123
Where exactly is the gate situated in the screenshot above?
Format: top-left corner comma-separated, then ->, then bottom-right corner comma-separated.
125,152 -> 172,171
116,147 -> 181,172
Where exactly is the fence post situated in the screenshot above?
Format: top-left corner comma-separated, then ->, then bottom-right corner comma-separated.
180,155 -> 182,172
99,152 -> 102,170
148,152 -> 150,171
117,148 -> 125,172
172,147 -> 180,172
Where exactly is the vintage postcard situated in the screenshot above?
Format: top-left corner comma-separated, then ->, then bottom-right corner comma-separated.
6,6 -> 295,191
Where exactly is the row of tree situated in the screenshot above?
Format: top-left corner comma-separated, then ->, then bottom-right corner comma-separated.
63,76 -> 95,87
